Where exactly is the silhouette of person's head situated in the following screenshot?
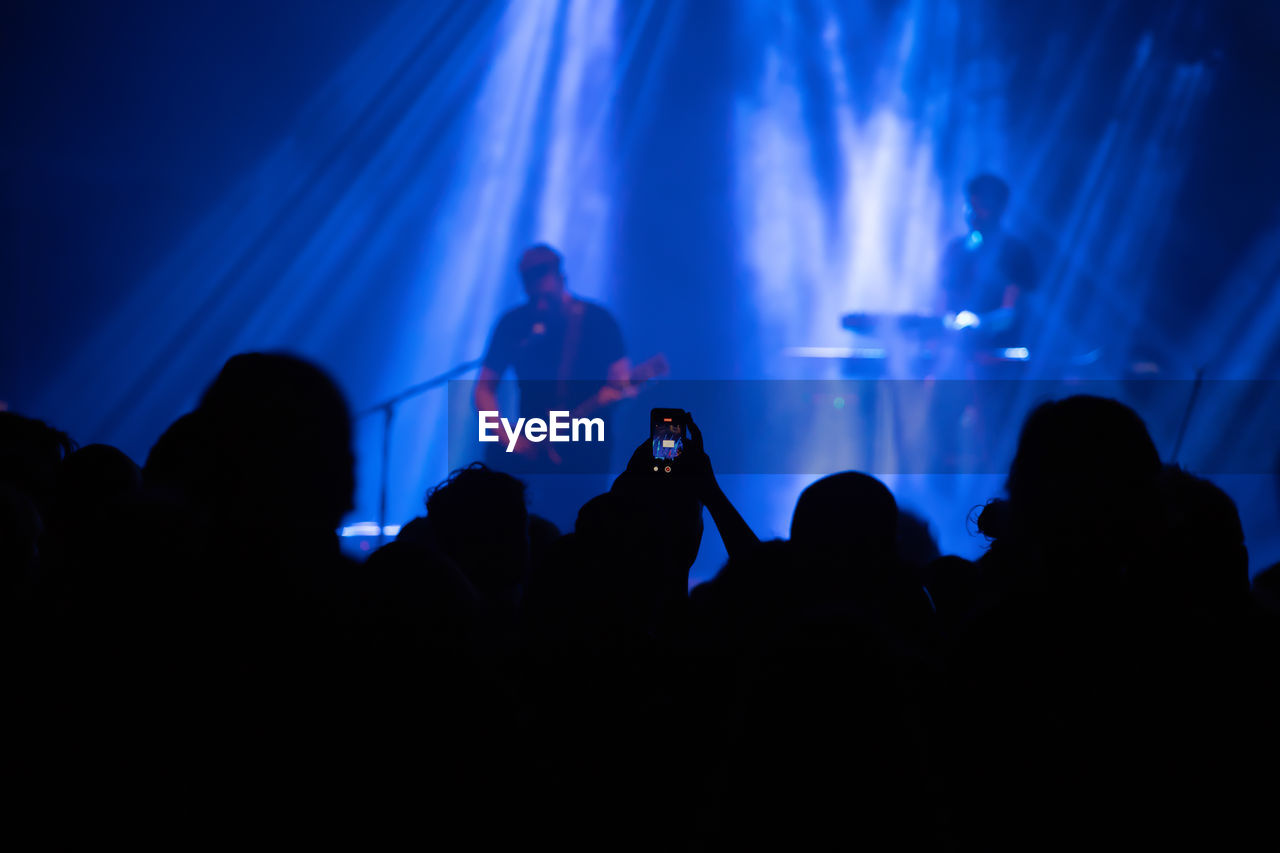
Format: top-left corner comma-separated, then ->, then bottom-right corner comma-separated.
518,244 -> 568,314
47,444 -> 142,575
425,463 -> 529,602
0,411 -> 76,519
985,395 -> 1161,559
143,411 -> 212,495
55,444 -> 141,520
896,509 -> 941,571
549,477 -> 700,641
609,470 -> 704,576
790,471 -> 898,565
964,172 -> 1010,233
195,352 -> 355,533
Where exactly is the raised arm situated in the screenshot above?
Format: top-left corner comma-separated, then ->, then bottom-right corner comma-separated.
685,415 -> 759,561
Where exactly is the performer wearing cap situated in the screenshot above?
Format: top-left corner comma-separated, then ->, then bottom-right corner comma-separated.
473,245 -> 629,525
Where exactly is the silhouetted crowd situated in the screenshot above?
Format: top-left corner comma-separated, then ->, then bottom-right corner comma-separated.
3,352 -> 1278,848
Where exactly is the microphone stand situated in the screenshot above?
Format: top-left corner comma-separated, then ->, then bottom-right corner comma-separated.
354,358 -> 483,547
1170,367 -> 1205,465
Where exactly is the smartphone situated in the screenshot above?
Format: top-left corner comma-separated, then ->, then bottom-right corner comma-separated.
650,408 -> 687,469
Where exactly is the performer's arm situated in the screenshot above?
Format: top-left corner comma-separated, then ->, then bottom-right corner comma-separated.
474,364 -> 536,457
606,355 -> 632,389
475,311 -> 514,414
687,416 -> 759,561
1001,284 -> 1021,310
589,312 -> 632,405
473,366 -> 502,413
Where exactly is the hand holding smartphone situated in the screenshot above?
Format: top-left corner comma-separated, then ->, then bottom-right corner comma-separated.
650,408 -> 688,471
638,409 -> 757,555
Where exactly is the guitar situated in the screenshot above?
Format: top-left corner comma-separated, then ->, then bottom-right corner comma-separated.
565,353 -> 670,420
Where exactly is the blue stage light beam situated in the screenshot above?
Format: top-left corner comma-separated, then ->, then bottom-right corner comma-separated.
388,0 -> 622,527
732,0 -> 980,553
28,1 -> 501,456
28,0 -> 630,535
725,0 -> 1263,563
